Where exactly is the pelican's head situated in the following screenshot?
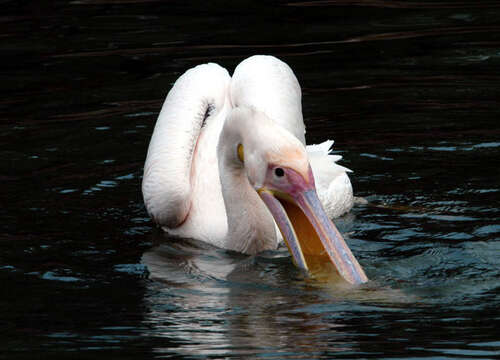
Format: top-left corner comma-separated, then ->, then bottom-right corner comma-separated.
227,107 -> 367,285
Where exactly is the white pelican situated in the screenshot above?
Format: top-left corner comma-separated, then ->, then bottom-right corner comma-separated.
142,55 -> 367,284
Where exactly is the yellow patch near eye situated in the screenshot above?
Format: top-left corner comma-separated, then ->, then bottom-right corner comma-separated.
237,144 -> 244,162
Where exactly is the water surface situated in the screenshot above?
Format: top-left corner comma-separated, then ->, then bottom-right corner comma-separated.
1,0 -> 499,358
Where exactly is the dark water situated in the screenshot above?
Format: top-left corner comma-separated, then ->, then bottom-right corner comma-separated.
2,0 -> 500,358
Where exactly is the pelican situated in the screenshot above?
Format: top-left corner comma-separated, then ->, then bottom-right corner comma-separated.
142,55 -> 367,284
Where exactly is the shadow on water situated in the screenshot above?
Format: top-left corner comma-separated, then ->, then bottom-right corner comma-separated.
1,0 -> 500,358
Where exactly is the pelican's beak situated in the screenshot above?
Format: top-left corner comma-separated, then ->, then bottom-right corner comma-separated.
258,166 -> 368,285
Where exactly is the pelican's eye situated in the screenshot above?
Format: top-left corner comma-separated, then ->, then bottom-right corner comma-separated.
237,144 -> 244,162
274,167 -> 285,178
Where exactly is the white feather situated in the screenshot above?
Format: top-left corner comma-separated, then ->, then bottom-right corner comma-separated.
307,140 -> 354,219
142,56 -> 355,253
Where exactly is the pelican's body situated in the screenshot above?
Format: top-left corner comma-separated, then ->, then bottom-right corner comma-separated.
142,56 -> 366,284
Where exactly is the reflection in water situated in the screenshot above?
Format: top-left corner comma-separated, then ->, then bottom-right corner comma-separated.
140,233 -> 416,357
141,239 -> 350,357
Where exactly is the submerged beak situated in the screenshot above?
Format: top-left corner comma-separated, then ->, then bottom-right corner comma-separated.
258,167 -> 368,285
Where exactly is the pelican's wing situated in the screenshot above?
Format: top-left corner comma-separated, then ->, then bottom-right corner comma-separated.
142,63 -> 230,228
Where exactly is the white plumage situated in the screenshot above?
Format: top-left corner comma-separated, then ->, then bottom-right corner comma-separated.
142,55 -> 355,254
307,140 -> 354,219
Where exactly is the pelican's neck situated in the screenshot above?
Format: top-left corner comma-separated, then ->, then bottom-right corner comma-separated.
217,109 -> 277,254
